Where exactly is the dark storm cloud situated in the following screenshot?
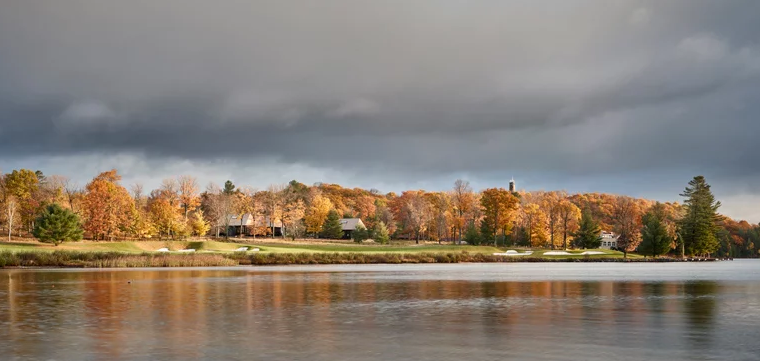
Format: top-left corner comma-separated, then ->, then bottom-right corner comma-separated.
1,0 -> 760,219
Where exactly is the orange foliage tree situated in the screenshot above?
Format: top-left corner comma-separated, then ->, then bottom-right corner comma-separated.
82,170 -> 135,240
480,188 -> 519,246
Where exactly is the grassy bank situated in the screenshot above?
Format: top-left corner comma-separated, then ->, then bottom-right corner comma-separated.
0,238 -> 661,268
0,239 -> 507,255
0,239 -> 248,253
0,249 -> 676,268
0,251 -> 237,268
237,252 -> 658,265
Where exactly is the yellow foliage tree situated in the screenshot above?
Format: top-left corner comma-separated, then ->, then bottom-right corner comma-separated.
523,203 -> 548,247
189,210 -> 211,236
178,175 -> 200,220
149,197 -> 181,238
305,194 -> 333,236
557,199 -> 581,249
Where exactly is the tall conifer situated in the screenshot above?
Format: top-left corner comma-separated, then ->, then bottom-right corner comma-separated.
573,210 -> 602,249
678,176 -> 722,256
640,203 -> 673,257
321,209 -> 343,239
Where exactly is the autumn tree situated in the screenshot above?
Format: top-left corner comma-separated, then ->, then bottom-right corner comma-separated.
131,183 -> 146,209
541,192 -> 566,249
130,206 -> 156,239
238,187 -> 263,238
573,210 -> 602,249
452,180 -> 476,244
39,175 -> 68,210
33,204 -> 84,246
321,209 -> 343,239
82,170 -> 135,240
228,192 -> 250,238
178,175 -> 201,220
283,198 -> 306,239
612,196 -> 643,258
522,203 -> 548,247
403,191 -> 430,244
640,203 -> 673,258
374,199 -> 396,235
480,188 -> 519,246
557,199 -> 581,249
4,169 -> 40,235
568,193 -> 617,231
202,183 -> 234,238
149,197 -> 184,239
679,176 -> 723,257
264,184 -> 285,237
354,195 -> 377,229
189,210 -> 211,236
63,178 -> 83,214
428,192 -> 452,244
2,193 -> 18,241
158,178 -> 180,206
305,193 -> 333,237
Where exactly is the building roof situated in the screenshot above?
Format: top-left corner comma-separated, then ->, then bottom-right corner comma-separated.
223,214 -> 282,227
339,218 -> 365,231
227,213 -> 254,226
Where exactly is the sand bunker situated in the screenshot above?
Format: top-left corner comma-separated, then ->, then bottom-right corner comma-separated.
493,250 -> 534,256
543,251 -> 605,256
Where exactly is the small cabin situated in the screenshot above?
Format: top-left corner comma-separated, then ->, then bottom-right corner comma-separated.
340,218 -> 366,239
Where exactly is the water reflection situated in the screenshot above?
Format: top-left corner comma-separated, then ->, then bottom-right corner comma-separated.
0,266 -> 758,361
683,281 -> 718,354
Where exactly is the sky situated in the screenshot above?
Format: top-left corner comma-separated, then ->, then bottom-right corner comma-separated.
0,0 -> 759,222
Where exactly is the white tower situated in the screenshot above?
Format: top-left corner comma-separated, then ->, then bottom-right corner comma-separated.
509,178 -> 516,192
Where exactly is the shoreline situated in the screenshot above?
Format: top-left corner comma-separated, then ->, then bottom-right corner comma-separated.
0,250 -> 727,268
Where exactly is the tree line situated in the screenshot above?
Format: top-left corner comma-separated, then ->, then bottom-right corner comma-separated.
0,168 -> 755,257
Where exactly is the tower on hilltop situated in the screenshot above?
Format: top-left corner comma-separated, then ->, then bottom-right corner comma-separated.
509,178 -> 516,192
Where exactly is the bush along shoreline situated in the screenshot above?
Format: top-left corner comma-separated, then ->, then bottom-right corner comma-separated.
0,250 -> 705,268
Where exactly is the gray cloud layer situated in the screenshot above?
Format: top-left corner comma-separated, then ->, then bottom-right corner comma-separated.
1,0 -> 759,220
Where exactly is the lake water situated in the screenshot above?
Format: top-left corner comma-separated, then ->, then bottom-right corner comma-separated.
1,261 -> 760,361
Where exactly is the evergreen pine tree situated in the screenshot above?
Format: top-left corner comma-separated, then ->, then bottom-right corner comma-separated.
640,203 -> 673,258
479,218 -> 495,245
33,204 -> 84,246
352,224 -> 369,243
223,180 -> 236,195
573,210 -> 601,249
321,209 -> 344,239
679,176 -> 723,256
463,222 -> 482,245
372,221 -> 390,244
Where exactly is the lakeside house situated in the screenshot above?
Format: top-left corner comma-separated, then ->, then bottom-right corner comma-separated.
221,214 -> 282,237
600,231 -> 618,249
220,214 -> 365,239
340,218 -> 366,239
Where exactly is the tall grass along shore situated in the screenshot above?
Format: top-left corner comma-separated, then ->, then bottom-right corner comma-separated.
0,250 -> 686,268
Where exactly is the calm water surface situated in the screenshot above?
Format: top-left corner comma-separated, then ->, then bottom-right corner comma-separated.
1,261 -> 759,361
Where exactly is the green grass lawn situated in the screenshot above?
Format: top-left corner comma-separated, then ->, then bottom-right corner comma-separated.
0,241 -> 145,253
250,243 -> 504,254
0,239 -> 642,259
0,241 -> 47,251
